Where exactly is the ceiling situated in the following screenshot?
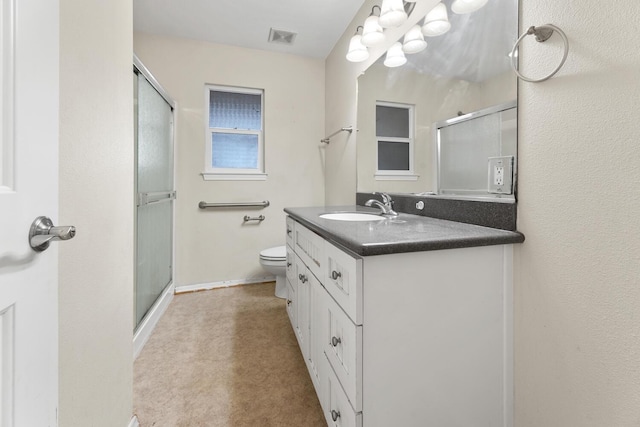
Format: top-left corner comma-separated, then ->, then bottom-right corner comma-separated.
133,0 -> 366,59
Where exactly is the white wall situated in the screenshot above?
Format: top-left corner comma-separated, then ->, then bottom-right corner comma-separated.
515,1 -> 640,425
59,0 -> 134,425
327,1 -> 640,425
133,33 -> 325,287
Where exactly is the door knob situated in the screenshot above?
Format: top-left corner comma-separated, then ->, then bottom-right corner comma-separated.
29,216 -> 76,252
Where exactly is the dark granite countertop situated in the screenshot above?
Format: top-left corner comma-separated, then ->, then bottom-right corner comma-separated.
284,205 -> 525,257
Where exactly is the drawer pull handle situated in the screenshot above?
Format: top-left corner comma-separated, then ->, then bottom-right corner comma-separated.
331,336 -> 341,347
331,410 -> 341,422
287,262 -> 292,267
298,273 -> 303,280
287,228 -> 292,235
298,273 -> 307,283
286,299 -> 292,306
331,270 -> 342,280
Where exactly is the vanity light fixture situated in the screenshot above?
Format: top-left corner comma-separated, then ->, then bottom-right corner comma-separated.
346,26 -> 369,62
384,42 -> 407,67
422,2 -> 451,37
451,0 -> 488,14
361,6 -> 386,47
379,0 -> 408,28
402,25 -> 427,54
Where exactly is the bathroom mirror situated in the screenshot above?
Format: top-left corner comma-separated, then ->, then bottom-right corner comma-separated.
356,0 -> 518,201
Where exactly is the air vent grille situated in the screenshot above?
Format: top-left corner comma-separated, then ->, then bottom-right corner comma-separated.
268,28 -> 297,45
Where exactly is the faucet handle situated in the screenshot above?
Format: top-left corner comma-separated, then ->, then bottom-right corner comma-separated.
373,192 -> 392,204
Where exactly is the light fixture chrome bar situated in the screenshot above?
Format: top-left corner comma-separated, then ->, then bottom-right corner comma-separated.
320,127 -> 354,144
403,1 -> 416,16
137,191 -> 176,207
198,200 -> 270,209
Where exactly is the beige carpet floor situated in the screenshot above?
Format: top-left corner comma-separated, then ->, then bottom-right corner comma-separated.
133,282 -> 326,427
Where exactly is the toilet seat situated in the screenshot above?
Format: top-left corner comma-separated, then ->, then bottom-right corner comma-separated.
259,246 -> 286,262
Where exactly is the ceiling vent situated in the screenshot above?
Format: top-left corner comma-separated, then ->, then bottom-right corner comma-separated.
268,28 -> 297,45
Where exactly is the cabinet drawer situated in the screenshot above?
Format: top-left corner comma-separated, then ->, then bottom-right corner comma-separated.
294,222 -> 325,282
323,290 -> 362,411
324,241 -> 363,325
325,356 -> 362,427
285,246 -> 296,284
285,216 -> 295,248
286,278 -> 296,330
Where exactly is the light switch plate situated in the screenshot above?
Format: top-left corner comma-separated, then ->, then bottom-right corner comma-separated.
487,156 -> 514,194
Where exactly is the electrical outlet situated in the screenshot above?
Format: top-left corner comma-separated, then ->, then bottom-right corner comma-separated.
488,156 -> 514,194
494,167 -> 504,186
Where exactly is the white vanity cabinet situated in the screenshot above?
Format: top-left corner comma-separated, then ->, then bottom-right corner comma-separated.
286,220 -> 326,394
286,217 -> 514,427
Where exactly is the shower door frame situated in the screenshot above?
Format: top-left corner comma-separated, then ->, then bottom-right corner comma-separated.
133,54 -> 177,358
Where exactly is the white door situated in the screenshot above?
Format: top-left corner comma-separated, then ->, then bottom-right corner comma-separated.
0,0 -> 61,425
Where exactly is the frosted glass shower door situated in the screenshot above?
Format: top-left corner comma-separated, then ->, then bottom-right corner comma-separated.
436,102 -> 517,197
135,70 -> 174,329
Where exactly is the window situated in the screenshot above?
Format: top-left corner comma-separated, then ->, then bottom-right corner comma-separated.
375,101 -> 417,181
203,85 -> 266,180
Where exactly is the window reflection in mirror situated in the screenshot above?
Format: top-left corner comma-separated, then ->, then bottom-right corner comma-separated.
376,102 -> 415,178
356,0 -> 518,202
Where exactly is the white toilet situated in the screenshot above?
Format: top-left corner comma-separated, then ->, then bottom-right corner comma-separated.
259,246 -> 287,298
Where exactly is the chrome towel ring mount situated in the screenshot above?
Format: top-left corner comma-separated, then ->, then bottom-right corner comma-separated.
511,24 -> 569,83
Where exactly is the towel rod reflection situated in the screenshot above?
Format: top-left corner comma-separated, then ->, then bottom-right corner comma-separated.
198,200 -> 270,209
321,126 -> 354,144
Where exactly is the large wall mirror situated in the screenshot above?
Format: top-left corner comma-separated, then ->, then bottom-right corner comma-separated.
356,0 -> 518,202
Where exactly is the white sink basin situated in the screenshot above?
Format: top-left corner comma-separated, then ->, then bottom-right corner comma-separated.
319,212 -> 385,222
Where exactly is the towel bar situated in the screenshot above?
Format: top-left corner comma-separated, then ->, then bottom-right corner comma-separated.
198,200 -> 270,209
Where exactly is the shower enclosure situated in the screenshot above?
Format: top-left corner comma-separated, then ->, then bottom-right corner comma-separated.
133,56 -> 175,331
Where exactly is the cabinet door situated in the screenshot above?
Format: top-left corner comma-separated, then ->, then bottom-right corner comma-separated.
294,255 -> 310,359
323,289 -> 362,411
285,216 -> 295,248
307,274 -> 324,395
286,278 -> 296,330
286,246 -> 296,284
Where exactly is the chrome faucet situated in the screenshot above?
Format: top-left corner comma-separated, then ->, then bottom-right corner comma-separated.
365,192 -> 398,217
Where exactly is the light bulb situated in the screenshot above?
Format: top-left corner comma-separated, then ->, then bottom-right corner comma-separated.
346,34 -> 369,62
361,15 -> 385,47
402,25 -> 427,54
422,3 -> 451,37
379,0 -> 408,28
384,42 -> 407,67
451,0 -> 489,14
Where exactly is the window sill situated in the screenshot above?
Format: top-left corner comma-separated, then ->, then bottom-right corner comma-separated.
374,174 -> 419,181
201,172 -> 268,181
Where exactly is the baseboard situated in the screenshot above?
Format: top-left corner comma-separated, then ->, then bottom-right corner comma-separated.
175,276 -> 275,294
128,415 -> 139,427
133,282 -> 175,360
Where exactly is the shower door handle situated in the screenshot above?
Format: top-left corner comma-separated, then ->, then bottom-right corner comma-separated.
29,216 -> 76,252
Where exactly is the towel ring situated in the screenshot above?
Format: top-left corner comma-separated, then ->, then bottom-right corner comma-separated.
510,24 -> 569,83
